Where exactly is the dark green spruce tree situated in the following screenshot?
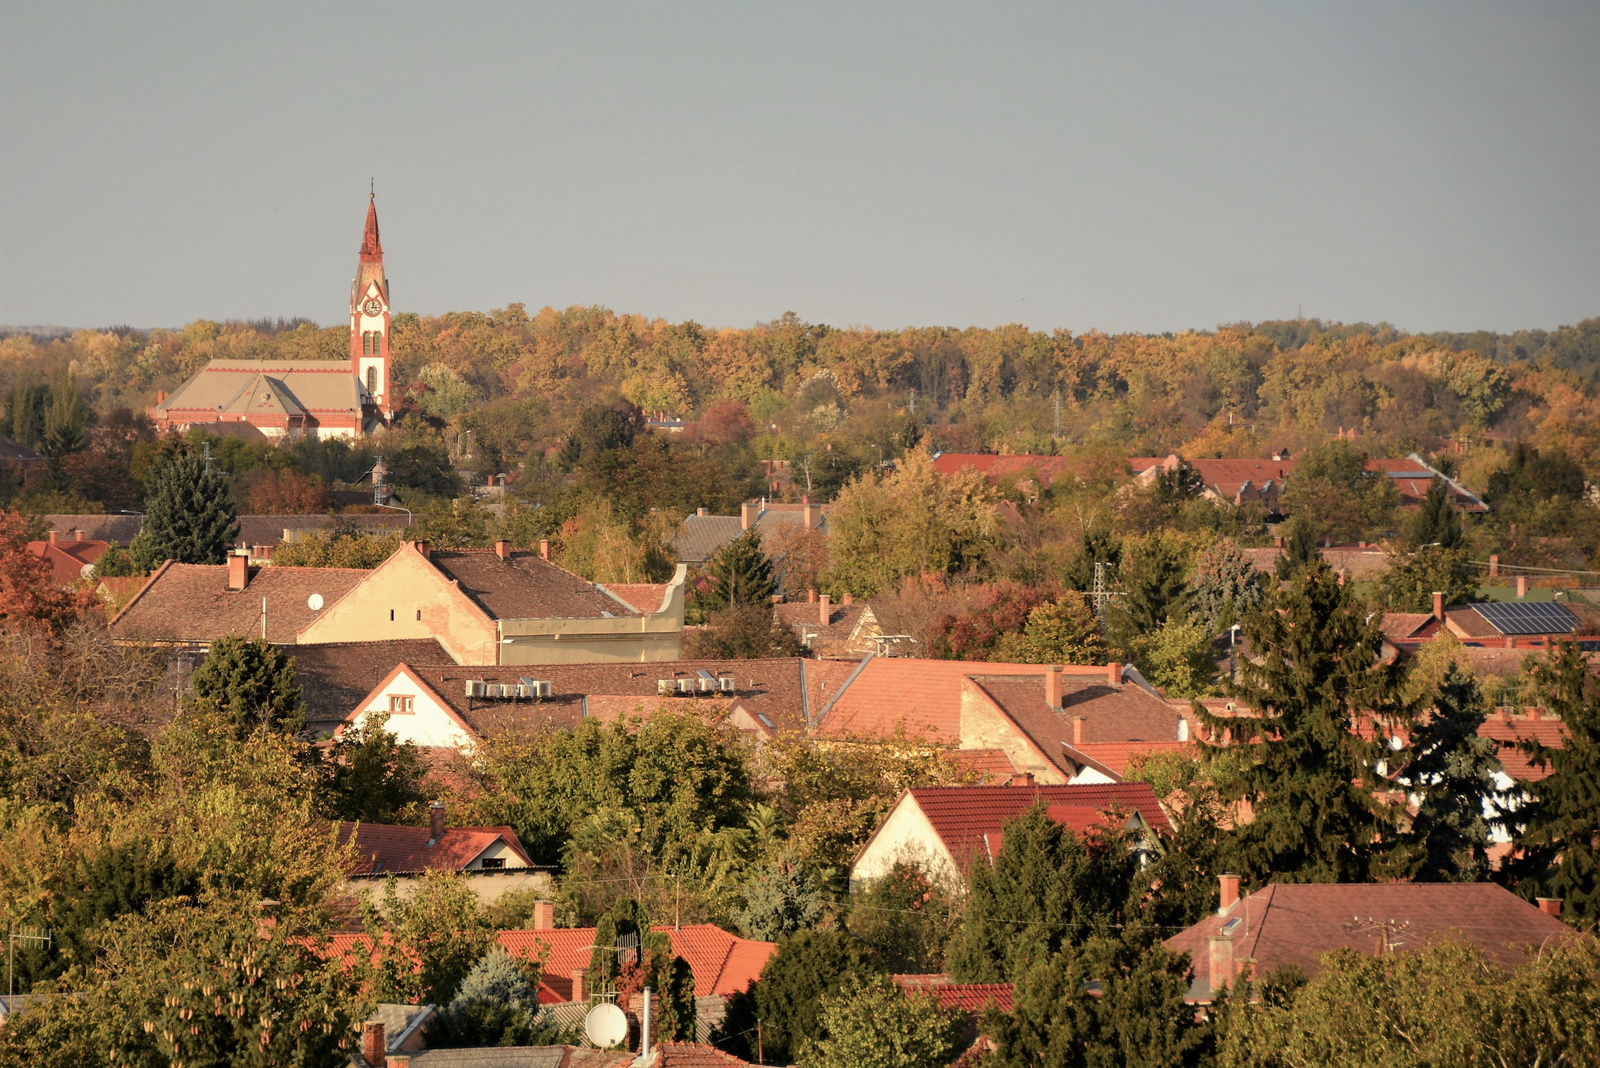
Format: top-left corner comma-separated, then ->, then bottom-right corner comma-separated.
131,444 -> 238,566
1406,476 -> 1465,550
1273,513 -> 1322,581
1200,558 -> 1406,884
188,636 -> 305,736
1400,665 -> 1505,882
701,530 -> 777,610
1507,643 -> 1600,922
713,928 -> 878,1064
945,801 -> 1137,983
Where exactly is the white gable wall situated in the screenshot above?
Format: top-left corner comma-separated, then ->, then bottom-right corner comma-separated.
352,669 -> 476,751
849,793 -> 961,890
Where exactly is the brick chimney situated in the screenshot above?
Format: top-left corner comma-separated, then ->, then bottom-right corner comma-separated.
495,539 -> 511,559
696,507 -> 708,517
156,390 -> 166,405
1008,771 -> 1034,787
1432,591 -> 1444,621
802,496 -> 819,529
73,529 -> 85,542
1516,575 -> 1528,598
1219,874 -> 1240,912
1208,935 -> 1235,995
1072,715 -> 1086,747
819,594 -> 830,626
362,1021 -> 385,1067
413,540 -> 431,561
1489,554 -> 1500,578
539,539 -> 550,561
570,970 -> 586,1003
842,592 -> 853,606
532,901 -> 555,930
807,589 -> 816,603
1107,661 -> 1123,688
1537,897 -> 1562,918
428,800 -> 444,846
1274,535 -> 1283,548
1045,666 -> 1063,711
47,530 -> 58,545
741,500 -> 760,531
227,549 -> 250,591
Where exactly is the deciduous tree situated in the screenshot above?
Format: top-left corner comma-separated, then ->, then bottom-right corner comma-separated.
802,973 -> 964,1068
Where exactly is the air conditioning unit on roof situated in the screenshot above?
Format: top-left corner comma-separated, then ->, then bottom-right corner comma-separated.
718,676 -> 735,693
697,677 -> 717,693
675,678 -> 694,695
658,679 -> 675,696
465,680 -> 486,698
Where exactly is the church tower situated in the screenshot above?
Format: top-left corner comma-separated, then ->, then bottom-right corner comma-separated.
350,193 -> 392,422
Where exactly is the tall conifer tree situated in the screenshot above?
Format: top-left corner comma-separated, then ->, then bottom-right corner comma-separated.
1399,664 -> 1505,881
1507,643 -> 1600,922
132,444 -> 238,566
1200,559 -> 1406,884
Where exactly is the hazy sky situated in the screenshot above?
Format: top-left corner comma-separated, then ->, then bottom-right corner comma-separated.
3,3 -> 1596,335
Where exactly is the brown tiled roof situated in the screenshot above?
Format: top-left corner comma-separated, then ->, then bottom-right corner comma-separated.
900,784 -> 1172,866
1065,740 -> 1193,777
951,748 -> 1020,783
773,601 -> 881,658
395,657 -> 815,736
601,582 -> 671,614
1163,883 -> 1573,998
110,561 -> 369,644
27,537 -> 109,583
1241,546 -> 1392,580
1379,613 -> 1437,642
656,1043 -> 759,1067
42,513 -> 143,545
0,434 -> 45,464
156,359 -> 363,419
498,924 -> 775,1001
429,550 -> 635,620
1445,606 -> 1503,640
673,514 -> 745,564
287,639 -> 456,734
338,821 -> 533,875
967,673 -> 1188,779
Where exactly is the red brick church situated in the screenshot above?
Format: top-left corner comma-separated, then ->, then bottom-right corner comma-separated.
150,196 -> 396,439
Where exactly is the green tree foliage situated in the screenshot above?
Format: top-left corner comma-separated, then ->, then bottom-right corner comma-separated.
927,582 -> 1057,661
1138,616 -> 1217,698
269,531 -> 399,568
462,711 -> 752,867
1397,665 -> 1504,883
427,947 -> 563,1047
981,934 -> 1212,1068
1377,546 -> 1478,613
0,896 -> 366,1068
1273,514 -> 1322,581
1106,530 -> 1194,653
187,636 -> 305,737
1279,440 -> 1398,542
128,445 -> 237,567
735,852 -> 826,941
322,712 -> 427,823
360,871 -> 493,1005
682,602 -> 806,660
847,861 -> 959,974
714,928 -> 882,1064
700,530 -> 777,610
1189,538 -> 1263,634
1486,442 -> 1587,512
1215,937 -> 1600,1068
990,593 -> 1107,665
1062,527 -> 1121,593
945,801 -> 1138,982
1199,560 -> 1405,884
43,366 -> 91,459
1404,476 -> 1465,550
1506,643 -> 1600,922
827,446 -> 999,598
802,973 -> 965,1068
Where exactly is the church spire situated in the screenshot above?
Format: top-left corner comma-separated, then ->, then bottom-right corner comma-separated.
360,191 -> 383,262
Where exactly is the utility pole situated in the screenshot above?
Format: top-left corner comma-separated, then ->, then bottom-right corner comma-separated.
1053,391 -> 1062,439
1092,562 -> 1110,619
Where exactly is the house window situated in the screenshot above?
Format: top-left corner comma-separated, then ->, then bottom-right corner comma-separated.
415,609 -> 422,621
390,609 -> 395,621
479,857 -> 505,870
366,366 -> 377,393
388,695 -> 414,714
361,332 -> 371,355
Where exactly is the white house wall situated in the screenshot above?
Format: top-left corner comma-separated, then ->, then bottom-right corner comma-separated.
850,794 -> 962,889
353,671 -> 475,751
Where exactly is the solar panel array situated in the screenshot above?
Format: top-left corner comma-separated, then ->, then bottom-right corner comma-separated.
1472,601 -> 1579,636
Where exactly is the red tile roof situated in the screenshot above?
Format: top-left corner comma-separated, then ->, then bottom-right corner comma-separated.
655,1043 -> 758,1067
110,560 -> 369,644
892,974 -> 1015,1013
1164,882 -> 1574,998
1065,740 -> 1193,776
816,658 -> 1082,741
338,821 -> 533,875
897,784 -> 1172,866
497,924 -> 776,1002
951,748 -> 1020,782
28,536 -> 109,583
1480,714 -> 1568,782
288,639 -> 457,734
429,549 -> 638,620
601,583 -> 672,614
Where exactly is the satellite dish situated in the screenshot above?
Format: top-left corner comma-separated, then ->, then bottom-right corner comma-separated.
583,1002 -> 628,1049
307,593 -> 324,611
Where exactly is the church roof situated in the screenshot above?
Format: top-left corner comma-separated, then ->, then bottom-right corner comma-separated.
156,359 -> 364,418
360,196 -> 382,260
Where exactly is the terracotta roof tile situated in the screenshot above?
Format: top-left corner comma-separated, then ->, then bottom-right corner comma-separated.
1067,740 -> 1193,776
110,561 -> 369,644
41,513 -> 142,544
905,784 -> 1172,864
892,974 -> 1015,1013
816,658 -> 1072,741
967,673 -> 1189,779
1164,882 -> 1574,997
28,537 -> 109,583
656,1043 -> 758,1067
498,925 -> 776,1001
430,550 -> 636,620
338,821 -> 533,875
601,583 -> 671,614
1480,715 -> 1568,782
157,359 -> 364,418
951,748 -> 1020,782
1379,613 -> 1437,642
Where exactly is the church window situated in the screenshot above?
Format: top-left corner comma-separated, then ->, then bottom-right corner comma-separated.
366,367 -> 377,393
